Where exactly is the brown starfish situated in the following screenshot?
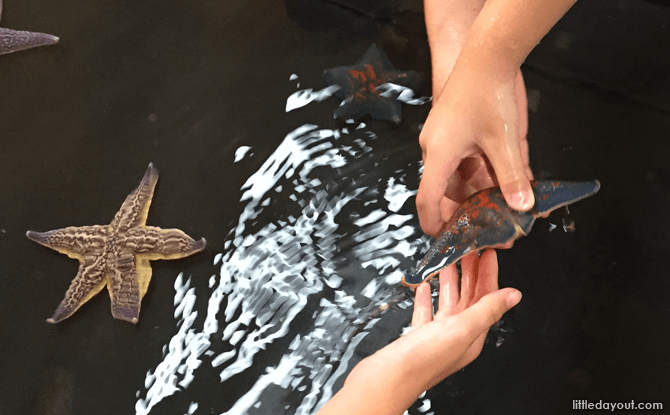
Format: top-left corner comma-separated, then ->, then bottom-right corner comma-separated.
0,0 -> 59,55
27,163 -> 206,324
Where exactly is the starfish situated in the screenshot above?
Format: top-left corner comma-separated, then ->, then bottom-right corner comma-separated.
27,163 -> 207,324
323,44 -> 421,124
0,0 -> 59,55
401,180 -> 600,287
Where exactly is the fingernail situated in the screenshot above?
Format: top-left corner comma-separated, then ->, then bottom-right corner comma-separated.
501,181 -> 534,211
507,290 -> 522,308
510,190 -> 532,210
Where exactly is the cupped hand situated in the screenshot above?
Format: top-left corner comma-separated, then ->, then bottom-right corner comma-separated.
340,250 -> 521,408
408,250 -> 521,389
417,66 -> 534,237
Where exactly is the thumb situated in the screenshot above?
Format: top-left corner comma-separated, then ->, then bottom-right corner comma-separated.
478,80 -> 534,211
459,288 -> 521,337
482,135 -> 534,212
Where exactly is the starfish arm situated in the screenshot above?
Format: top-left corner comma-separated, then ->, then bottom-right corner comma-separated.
381,70 -> 422,89
333,97 -> 368,121
126,226 -> 206,260
26,225 -> 107,259
110,163 -> 159,233
48,255 -> 107,324
0,28 -> 58,55
333,96 -> 402,124
367,96 -> 402,124
109,251 -> 141,323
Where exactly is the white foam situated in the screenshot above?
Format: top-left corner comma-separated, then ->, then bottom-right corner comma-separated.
285,86 -> 340,112
234,146 -> 252,162
377,83 -> 431,105
185,402 -> 198,415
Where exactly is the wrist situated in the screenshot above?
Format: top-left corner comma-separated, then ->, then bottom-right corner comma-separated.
456,32 -> 522,83
456,0 -> 578,79
424,0 -> 486,95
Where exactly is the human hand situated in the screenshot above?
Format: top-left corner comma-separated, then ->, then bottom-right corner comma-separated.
419,0 -> 579,238
319,250 -> 520,415
417,65 -> 534,237
407,249 -> 521,389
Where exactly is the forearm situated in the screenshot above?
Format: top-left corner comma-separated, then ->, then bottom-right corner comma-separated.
316,342 -> 424,415
424,0 -> 486,96
458,0 -> 578,80
425,0 -> 577,94
316,323 -> 469,415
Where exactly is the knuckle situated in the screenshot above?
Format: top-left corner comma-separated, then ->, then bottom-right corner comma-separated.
415,190 -> 429,210
418,129 -> 434,151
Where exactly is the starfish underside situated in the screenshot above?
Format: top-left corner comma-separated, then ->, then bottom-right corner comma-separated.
27,163 -> 206,324
0,0 -> 59,55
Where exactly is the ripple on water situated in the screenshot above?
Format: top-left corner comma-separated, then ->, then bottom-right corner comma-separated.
137,92 -> 431,415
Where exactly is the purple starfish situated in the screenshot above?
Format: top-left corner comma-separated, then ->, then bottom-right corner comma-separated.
0,0 -> 58,55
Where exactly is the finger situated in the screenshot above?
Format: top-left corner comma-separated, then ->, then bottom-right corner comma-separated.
444,169 -> 471,203
492,240 -> 515,250
459,287 -> 522,339
417,148 -> 462,236
472,250 -> 499,303
437,264 -> 459,316
439,196 -> 461,225
480,128 -> 534,212
411,282 -> 434,328
449,156 -> 496,199
477,82 -> 534,212
457,252 -> 479,310
466,157 -> 498,192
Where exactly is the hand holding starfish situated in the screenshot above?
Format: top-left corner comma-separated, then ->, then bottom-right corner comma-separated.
417,0 -> 578,237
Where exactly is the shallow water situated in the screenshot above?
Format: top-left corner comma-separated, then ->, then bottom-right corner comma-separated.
136,83 -> 433,414
3,0 -> 670,414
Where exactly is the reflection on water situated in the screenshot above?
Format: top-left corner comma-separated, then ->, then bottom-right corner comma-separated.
136,79 -> 431,415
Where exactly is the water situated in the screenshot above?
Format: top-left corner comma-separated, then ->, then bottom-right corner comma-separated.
136,77 -> 432,415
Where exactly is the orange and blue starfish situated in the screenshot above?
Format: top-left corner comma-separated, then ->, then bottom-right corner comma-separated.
402,180 -> 601,287
324,44 -> 421,124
